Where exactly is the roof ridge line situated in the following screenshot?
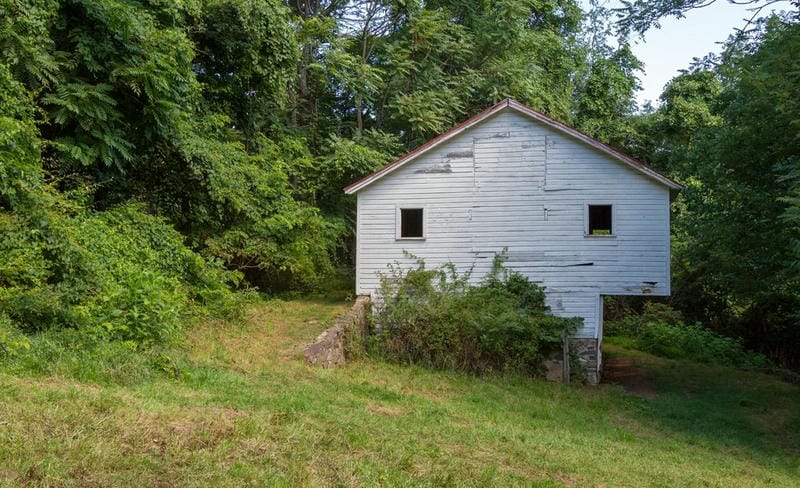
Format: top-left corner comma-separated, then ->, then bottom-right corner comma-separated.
344,99 -> 681,194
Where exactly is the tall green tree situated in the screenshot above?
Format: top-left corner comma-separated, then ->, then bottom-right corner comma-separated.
373,0 -> 586,146
573,1 -> 643,146
616,0 -> 800,35
191,0 -> 296,146
1,0 -> 340,292
629,16 -> 800,367
286,0 -> 592,149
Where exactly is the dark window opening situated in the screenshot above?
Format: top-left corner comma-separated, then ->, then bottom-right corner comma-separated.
588,205 -> 612,235
400,208 -> 424,238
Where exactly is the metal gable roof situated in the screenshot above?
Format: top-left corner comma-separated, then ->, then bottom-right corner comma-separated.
344,98 -> 682,194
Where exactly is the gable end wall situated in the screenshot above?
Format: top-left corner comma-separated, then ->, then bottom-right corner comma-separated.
356,110 -> 671,338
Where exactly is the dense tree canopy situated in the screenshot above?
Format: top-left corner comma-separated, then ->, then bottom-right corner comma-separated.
623,11 -> 800,367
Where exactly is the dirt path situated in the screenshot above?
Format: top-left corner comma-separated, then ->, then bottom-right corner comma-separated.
602,354 -> 659,399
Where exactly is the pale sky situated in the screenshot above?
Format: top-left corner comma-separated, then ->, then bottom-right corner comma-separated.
582,0 -> 795,106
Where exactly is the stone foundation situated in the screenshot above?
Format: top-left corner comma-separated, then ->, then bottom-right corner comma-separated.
305,298 -> 603,384
571,338 -> 601,384
303,295 -> 370,368
543,338 -> 601,385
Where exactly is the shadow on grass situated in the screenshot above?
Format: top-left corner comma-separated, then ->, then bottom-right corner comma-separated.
603,344 -> 800,474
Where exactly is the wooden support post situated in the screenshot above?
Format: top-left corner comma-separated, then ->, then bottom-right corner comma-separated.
562,335 -> 570,384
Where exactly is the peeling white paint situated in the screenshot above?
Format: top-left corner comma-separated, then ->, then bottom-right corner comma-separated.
353,109 -> 672,338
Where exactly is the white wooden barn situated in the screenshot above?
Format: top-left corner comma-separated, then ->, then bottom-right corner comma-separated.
344,99 -> 681,382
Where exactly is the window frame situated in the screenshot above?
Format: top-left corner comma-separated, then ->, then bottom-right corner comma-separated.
585,203 -> 616,237
396,206 -> 426,240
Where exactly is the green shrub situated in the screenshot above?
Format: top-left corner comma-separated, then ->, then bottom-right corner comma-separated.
605,302 -> 684,338
0,203 -> 241,348
0,313 -> 30,357
373,256 -> 581,375
0,62 -> 41,211
606,303 -> 771,368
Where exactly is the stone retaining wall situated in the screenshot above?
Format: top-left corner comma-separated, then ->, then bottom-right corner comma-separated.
571,338 -> 601,384
304,296 -> 602,384
543,338 -> 601,385
303,295 -> 370,368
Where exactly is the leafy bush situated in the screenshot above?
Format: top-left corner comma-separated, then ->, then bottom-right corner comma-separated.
606,303 -> 770,368
0,313 -> 30,358
0,62 -> 41,210
0,204 -> 241,348
373,256 -> 581,375
605,302 -> 684,338
178,129 -> 342,293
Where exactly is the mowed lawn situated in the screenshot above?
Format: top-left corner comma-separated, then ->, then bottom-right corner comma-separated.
1,298 -> 799,487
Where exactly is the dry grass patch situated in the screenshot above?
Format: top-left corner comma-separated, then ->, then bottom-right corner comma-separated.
121,406 -> 248,453
366,402 -> 407,417
186,298 -> 349,374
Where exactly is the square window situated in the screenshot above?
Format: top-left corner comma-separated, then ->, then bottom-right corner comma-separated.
399,208 -> 424,238
588,205 -> 612,235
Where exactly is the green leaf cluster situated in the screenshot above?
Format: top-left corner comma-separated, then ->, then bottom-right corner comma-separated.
374,256 -> 582,374
289,0 -> 639,149
0,204 -> 239,347
606,303 -> 771,368
0,62 -> 41,209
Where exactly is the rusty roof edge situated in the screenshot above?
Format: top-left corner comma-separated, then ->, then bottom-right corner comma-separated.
344,98 -> 682,194
506,99 -> 683,191
343,99 -> 510,194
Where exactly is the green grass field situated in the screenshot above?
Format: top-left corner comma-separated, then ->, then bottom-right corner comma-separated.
1,297 -> 798,487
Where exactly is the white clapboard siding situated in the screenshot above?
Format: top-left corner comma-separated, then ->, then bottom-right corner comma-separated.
355,109 -> 671,338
